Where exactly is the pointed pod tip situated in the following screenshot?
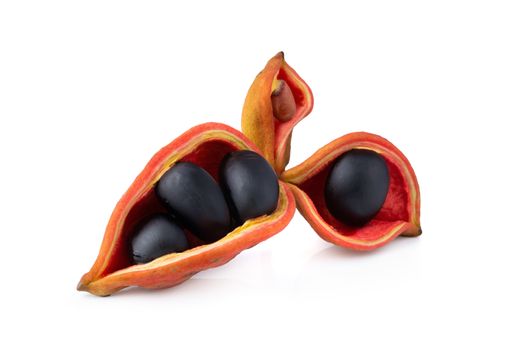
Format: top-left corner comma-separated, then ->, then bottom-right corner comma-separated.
77,280 -> 112,296
77,281 -> 88,292
402,224 -> 422,238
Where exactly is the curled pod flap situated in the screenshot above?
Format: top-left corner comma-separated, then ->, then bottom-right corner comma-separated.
241,52 -> 313,175
282,132 -> 421,250
78,123 -> 295,296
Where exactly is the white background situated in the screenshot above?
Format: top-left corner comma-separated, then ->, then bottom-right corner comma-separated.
1,1 -> 524,349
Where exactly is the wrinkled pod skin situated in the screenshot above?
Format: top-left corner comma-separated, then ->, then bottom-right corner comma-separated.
78,123 -> 295,296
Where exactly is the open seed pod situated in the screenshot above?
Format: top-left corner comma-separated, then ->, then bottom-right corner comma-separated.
78,123 -> 295,296
241,53 -> 421,251
281,132 -> 421,250
242,52 -> 313,175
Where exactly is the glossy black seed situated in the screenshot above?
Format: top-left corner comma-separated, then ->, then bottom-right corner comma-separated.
220,150 -> 279,224
325,149 -> 390,226
156,162 -> 231,242
130,214 -> 189,264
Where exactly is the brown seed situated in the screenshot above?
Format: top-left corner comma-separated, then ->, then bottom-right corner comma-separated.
271,80 -> 296,122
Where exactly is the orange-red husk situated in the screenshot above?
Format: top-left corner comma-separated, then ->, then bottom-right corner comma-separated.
78,123 -> 295,296
282,132 -> 421,251
241,52 -> 313,175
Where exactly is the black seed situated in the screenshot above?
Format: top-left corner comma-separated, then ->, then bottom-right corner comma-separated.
130,214 -> 189,264
325,149 -> 390,226
156,162 -> 231,242
220,150 -> 279,224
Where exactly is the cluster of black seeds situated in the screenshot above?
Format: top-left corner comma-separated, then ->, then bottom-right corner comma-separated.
130,150 -> 279,264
